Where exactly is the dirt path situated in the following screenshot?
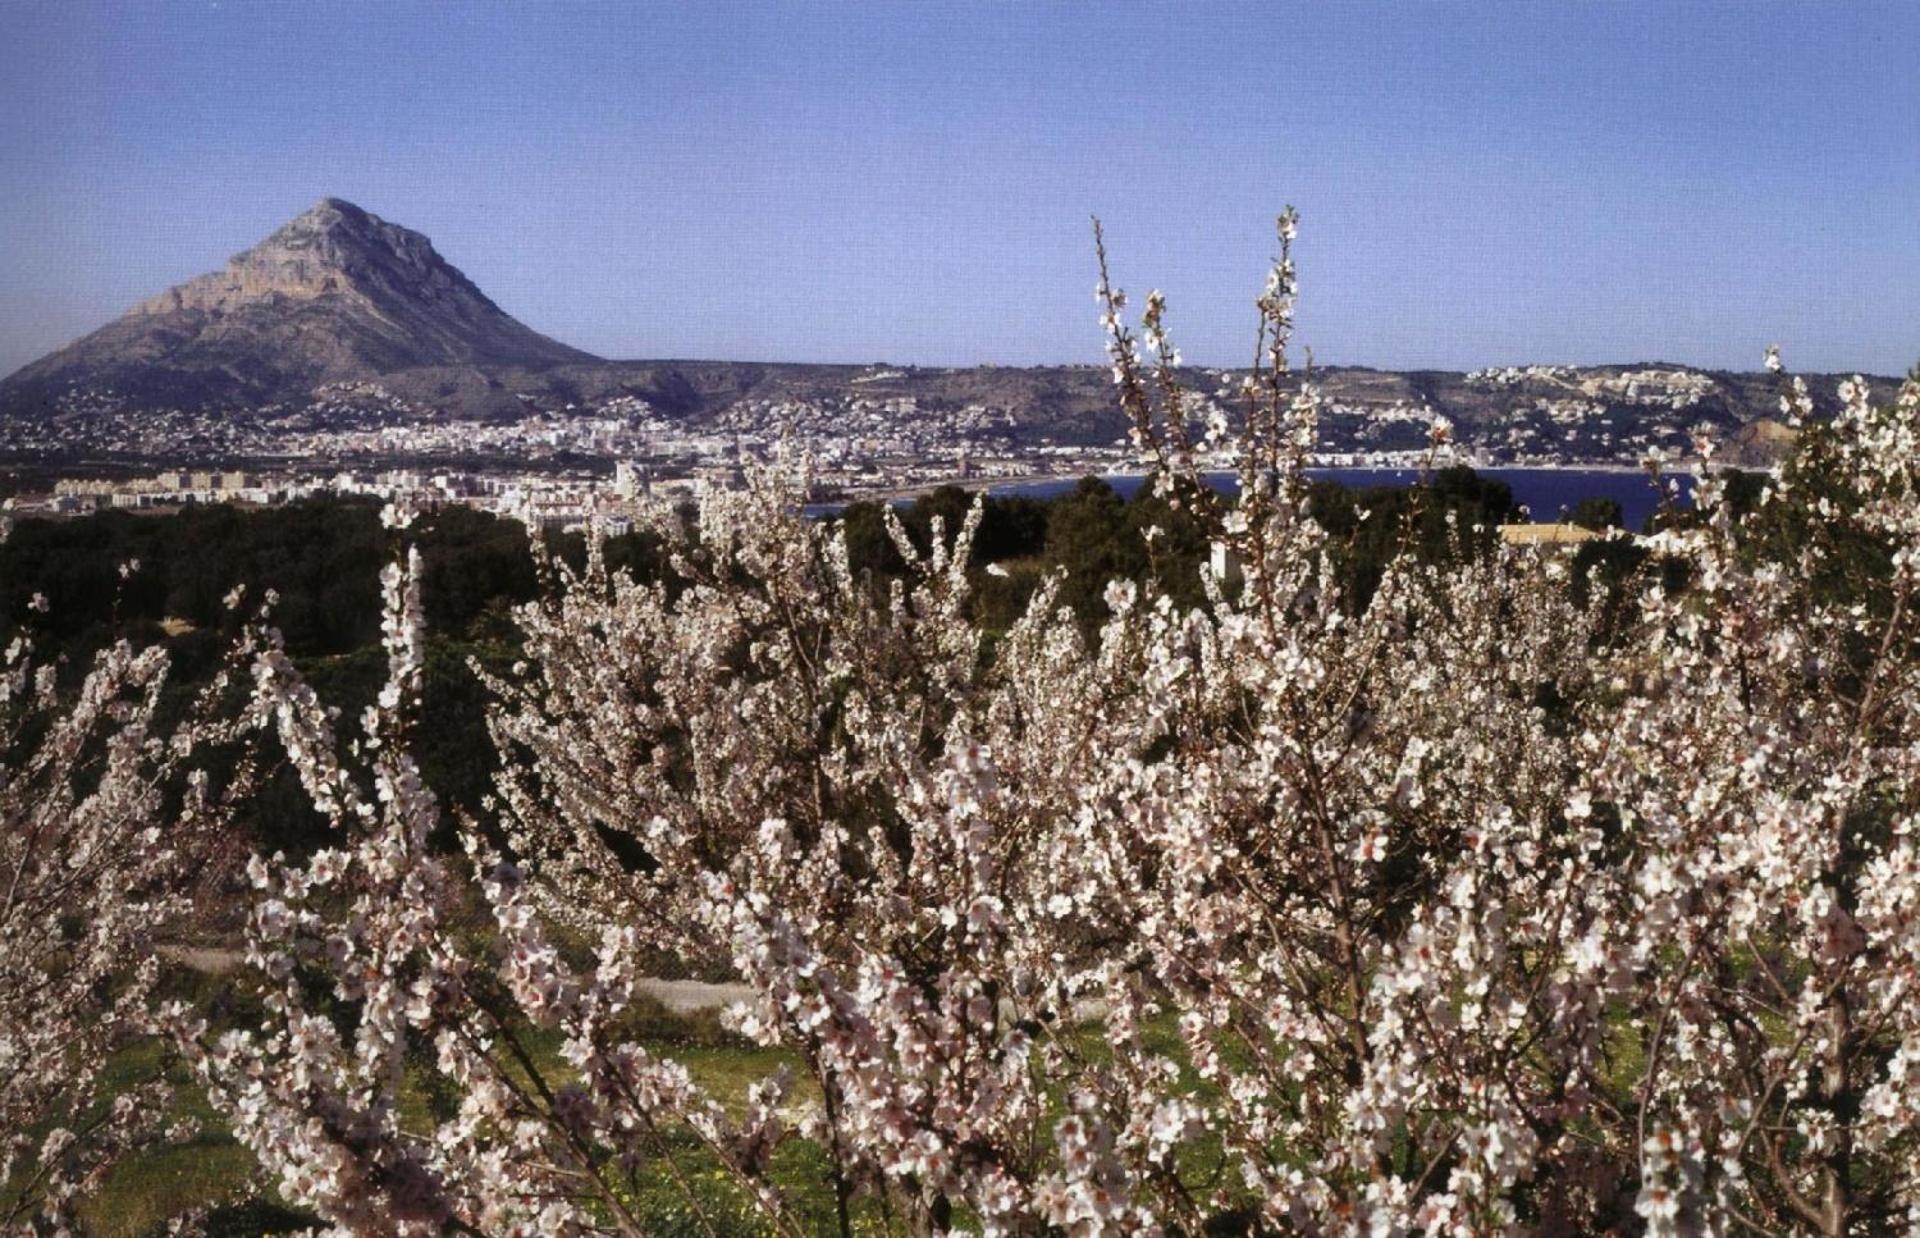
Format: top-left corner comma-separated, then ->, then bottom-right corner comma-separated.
162,945 -> 754,1013
632,978 -> 754,1013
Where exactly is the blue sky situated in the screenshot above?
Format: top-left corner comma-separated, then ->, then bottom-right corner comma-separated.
1,1 -> 1914,376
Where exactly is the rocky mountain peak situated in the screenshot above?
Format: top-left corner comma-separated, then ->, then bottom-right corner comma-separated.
0,198 -> 597,413
258,197 -> 444,272
132,198 -> 496,320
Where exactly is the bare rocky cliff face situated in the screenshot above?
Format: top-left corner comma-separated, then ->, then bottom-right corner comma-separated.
0,198 -> 595,411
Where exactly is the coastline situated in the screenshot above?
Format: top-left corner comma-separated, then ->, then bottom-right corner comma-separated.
831,458 -> 1706,502
816,459 -> 1727,529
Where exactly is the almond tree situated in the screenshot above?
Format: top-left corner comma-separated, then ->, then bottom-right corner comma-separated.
185,221 -> 1920,1235
1574,367 -> 1920,1235
1,600 -> 248,1230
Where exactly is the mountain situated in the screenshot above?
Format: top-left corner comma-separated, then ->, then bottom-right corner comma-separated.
0,200 -> 1902,465
0,198 -> 595,413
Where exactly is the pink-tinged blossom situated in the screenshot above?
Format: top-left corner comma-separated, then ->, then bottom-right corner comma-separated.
0,627 -> 253,1230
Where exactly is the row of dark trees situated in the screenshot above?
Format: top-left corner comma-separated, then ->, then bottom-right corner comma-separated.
1,468 -> 1580,662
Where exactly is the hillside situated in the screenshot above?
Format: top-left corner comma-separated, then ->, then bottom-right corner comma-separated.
0,198 -> 594,413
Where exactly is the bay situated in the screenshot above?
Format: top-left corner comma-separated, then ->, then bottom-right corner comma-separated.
986,467 -> 1697,533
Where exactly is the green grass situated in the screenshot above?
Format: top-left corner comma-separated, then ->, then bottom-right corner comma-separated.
69,1003 -> 818,1237
82,1140 -> 265,1237
65,993 -> 1250,1235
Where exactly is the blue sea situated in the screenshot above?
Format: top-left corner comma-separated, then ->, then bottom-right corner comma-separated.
986,468 -> 1696,533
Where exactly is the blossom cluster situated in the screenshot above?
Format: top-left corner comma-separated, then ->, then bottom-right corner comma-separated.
0,607 -> 253,1229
